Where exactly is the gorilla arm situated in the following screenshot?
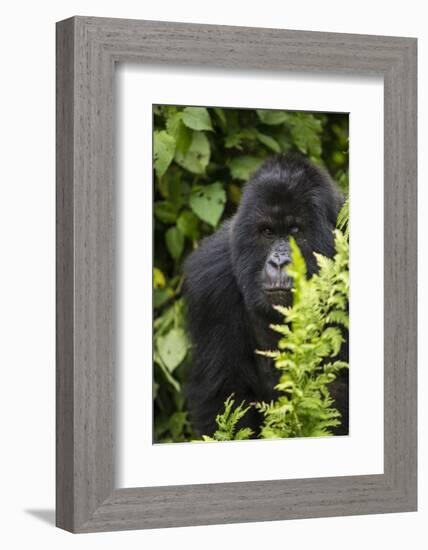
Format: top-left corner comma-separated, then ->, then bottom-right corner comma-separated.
184,223 -> 262,436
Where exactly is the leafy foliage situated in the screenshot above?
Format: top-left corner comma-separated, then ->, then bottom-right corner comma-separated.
336,196 -> 350,239
153,104 -> 349,443
201,395 -> 254,442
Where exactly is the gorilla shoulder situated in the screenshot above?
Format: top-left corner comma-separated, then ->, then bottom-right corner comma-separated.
183,220 -> 243,325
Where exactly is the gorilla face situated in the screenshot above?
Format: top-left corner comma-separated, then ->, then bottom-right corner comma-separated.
230,155 -> 341,319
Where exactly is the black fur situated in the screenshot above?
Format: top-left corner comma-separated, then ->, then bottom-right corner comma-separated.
184,154 -> 349,437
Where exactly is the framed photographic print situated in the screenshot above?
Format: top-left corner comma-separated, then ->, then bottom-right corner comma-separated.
56,16 -> 417,532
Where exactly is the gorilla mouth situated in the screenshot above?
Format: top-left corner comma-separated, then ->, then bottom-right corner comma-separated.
263,287 -> 293,304
264,287 -> 292,295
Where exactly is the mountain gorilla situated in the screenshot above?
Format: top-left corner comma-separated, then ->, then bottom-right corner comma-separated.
184,154 -> 348,437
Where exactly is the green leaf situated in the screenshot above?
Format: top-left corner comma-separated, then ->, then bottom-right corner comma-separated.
168,412 -> 188,440
153,267 -> 166,289
165,226 -> 184,260
213,107 -> 227,129
229,156 -> 263,181
177,210 -> 199,239
166,112 -> 192,155
227,183 -> 241,205
167,175 -> 185,207
256,109 -> 289,125
256,131 -> 281,152
289,237 -> 307,279
235,427 -> 253,440
189,182 -> 226,227
154,201 -> 177,223
157,328 -> 188,371
287,113 -> 323,157
153,288 -> 173,308
207,395 -> 253,441
154,353 -> 181,392
154,130 -> 176,178
175,131 -> 210,174
336,197 -> 349,237
224,132 -> 244,150
165,111 -> 182,135
182,107 -> 213,131
225,128 -> 258,150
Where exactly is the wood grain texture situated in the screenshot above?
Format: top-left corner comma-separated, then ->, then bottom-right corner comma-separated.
56,17 -> 75,532
56,16 -> 417,533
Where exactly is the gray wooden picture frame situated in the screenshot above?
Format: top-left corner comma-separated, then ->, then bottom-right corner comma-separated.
56,16 -> 417,533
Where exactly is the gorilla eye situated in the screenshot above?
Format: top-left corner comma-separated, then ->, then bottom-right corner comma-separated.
261,227 -> 275,238
289,226 -> 301,235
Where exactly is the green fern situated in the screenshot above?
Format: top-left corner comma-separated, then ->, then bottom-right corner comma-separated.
336,196 -> 349,238
201,395 -> 253,441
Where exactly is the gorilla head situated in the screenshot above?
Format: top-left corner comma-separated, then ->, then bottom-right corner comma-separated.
230,154 -> 342,318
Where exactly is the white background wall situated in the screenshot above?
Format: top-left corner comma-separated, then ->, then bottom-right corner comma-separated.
0,1 -> 424,548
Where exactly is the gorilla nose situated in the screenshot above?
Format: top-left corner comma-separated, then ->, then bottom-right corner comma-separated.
268,251 -> 291,269
265,254 -> 293,290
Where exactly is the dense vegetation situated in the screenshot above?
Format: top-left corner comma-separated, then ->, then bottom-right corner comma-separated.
153,105 -> 349,443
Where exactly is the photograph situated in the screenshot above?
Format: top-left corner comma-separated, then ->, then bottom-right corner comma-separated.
0,1 -> 419,542
153,104 -> 349,443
